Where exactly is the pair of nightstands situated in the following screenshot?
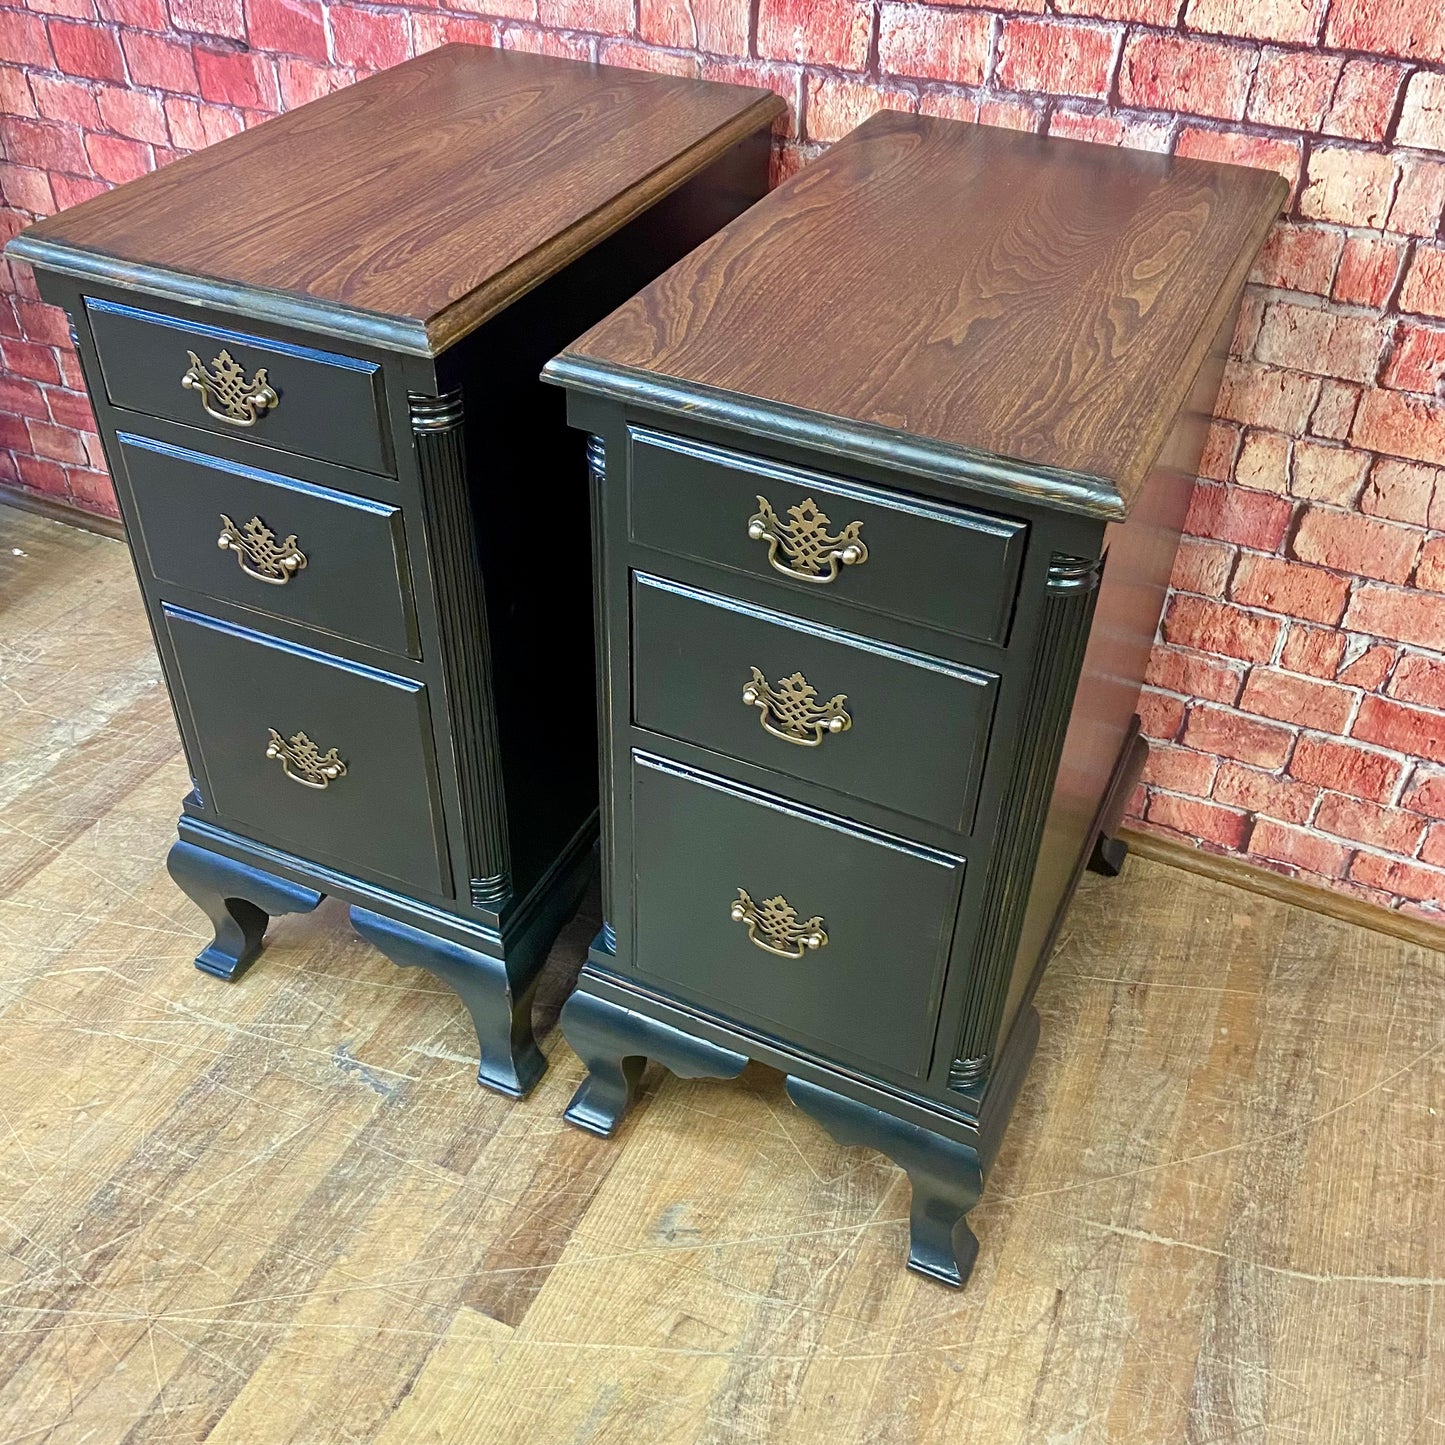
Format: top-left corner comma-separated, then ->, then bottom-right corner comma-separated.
10,47 -> 1282,1286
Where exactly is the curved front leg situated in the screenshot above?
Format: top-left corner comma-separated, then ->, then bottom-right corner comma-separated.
166,838 -> 323,981
560,988 -> 748,1137
348,906 -> 544,1099
786,1076 -> 984,1288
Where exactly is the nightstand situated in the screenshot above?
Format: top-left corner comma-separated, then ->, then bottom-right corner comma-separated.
8,44 -> 783,1097
544,112 -> 1283,1280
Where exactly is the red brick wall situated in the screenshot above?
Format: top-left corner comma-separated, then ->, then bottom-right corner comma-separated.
3,1 -> 1445,919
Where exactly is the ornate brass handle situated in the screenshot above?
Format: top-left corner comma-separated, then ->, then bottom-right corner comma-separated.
181,348 -> 278,427
747,494 -> 867,583
218,514 -> 307,585
742,666 -> 851,747
730,888 -> 828,959
265,729 -> 346,789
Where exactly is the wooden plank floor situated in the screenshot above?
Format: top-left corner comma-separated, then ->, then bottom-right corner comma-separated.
2,504 -> 1443,1445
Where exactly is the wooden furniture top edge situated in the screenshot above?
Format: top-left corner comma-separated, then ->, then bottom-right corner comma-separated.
1121,826 -> 1445,956
7,45 -> 785,358
555,111 -> 1286,515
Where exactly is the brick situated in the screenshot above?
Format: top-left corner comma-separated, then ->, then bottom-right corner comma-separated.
1299,146 -> 1397,228
1389,156 -> 1445,236
1256,301 -> 1385,384
1324,59 -> 1406,142
196,47 -> 279,110
1169,536 -> 1236,595
637,0 -> 747,52
275,57 -> 338,110
501,28 -> 594,62
246,0 -> 327,61
1397,71 -> 1445,153
1421,824 -> 1445,867
1231,290 -> 1266,357
1239,667 -> 1355,731
169,0 -> 244,36
45,386 -> 95,431
0,13 -> 55,68
46,19 -> 124,80
85,131 -> 152,184
1353,389 -> 1445,467
0,376 -> 50,421
1185,0 -> 1325,42
537,0 -> 629,27
1214,362 -> 1319,433
0,164 -> 55,216
1055,0 -> 1177,17
0,67 -> 36,119
978,97 -> 1043,132
1183,703 -> 1294,767
25,418 -> 89,465
1143,743 -> 1218,797
804,76 -> 912,145
916,89 -> 979,125
1250,818 -> 1351,877
330,8 -> 410,69
1391,652 -> 1445,707
164,96 -> 245,149
1349,851 -> 1445,903
1290,439 -> 1370,505
1346,583 -> 1445,650
1353,693 -> 1445,764
413,15 -> 498,54
1214,761 -> 1317,823
1325,0 -> 1445,63
1198,421 -> 1240,481
1289,735 -> 1403,801
699,61 -> 800,137
0,117 -> 88,174
96,86 -> 168,144
0,339 -> 61,386
1250,224 -> 1340,295
51,173 -> 107,208
1403,768 -> 1445,818
1416,535 -> 1445,592
1229,553 -> 1349,624
1147,792 -> 1249,848
1145,641 -> 1245,702
878,5 -> 990,85
1279,621 -> 1346,678
997,19 -> 1118,99
1119,32 -> 1251,119
13,455 -> 71,497
97,0 -> 167,26
1186,128 -> 1303,192
1309,380 -> 1360,441
1384,323 -> 1445,396
1292,507 -> 1421,584
1184,480 -> 1294,550
1233,429 -> 1289,493
596,41 -> 699,76
1338,638 -> 1397,689
29,75 -> 102,130
1246,48 -> 1340,131
1138,687 -> 1186,740
1401,247 -> 1445,317
122,30 -> 199,91
1333,237 -> 1402,308
758,0 -> 871,69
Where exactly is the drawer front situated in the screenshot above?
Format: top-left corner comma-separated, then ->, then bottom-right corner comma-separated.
121,434 -> 418,659
633,574 -> 998,833
631,753 -> 963,1077
164,607 -> 449,897
629,429 -> 1028,646
87,298 -> 391,476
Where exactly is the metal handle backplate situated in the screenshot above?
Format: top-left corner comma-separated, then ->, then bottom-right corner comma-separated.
742,666 -> 851,747
219,514 -> 306,585
747,494 -> 867,583
730,888 -> 828,959
182,349 -> 278,427
265,729 -> 346,789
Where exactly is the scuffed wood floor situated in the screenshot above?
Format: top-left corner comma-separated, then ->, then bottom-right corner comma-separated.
1,505 -> 1443,1445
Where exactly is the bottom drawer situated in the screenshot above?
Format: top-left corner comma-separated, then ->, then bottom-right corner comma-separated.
164,606 -> 450,897
631,752 -> 964,1078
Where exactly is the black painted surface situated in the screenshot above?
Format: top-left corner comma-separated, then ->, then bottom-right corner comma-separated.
119,432 -> 418,658
631,571 -> 999,833
164,607 -> 450,897
87,298 -> 392,476
628,427 -> 1029,646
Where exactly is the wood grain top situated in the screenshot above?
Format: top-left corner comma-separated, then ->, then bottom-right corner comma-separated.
549,112 -> 1285,517
8,45 -> 783,357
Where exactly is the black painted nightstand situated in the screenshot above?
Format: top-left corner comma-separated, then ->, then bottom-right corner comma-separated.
545,113 -> 1283,1281
7,45 -> 782,1097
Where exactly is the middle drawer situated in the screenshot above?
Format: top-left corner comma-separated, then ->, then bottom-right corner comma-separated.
632,573 -> 1000,834
119,433 -> 419,659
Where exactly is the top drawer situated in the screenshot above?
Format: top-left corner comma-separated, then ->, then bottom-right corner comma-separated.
628,429 -> 1028,647
86,299 -> 393,477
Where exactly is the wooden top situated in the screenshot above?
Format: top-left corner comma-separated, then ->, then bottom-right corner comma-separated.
7,45 -> 783,357
547,112 -> 1285,518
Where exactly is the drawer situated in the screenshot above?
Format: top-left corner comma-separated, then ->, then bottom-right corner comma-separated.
632,574 -> 998,833
120,434 -> 419,659
164,607 -> 450,897
629,428 -> 1028,646
631,753 -> 963,1078
86,298 -> 392,476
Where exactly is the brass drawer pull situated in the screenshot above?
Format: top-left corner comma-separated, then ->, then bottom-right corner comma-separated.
218,513 -> 307,585
265,729 -> 346,789
182,348 -> 278,427
730,888 -> 828,959
747,494 -> 867,583
742,666 -> 851,747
